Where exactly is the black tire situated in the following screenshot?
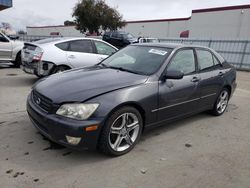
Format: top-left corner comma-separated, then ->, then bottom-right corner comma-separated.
211,88 -> 230,116
13,52 -> 21,68
98,106 -> 143,156
52,66 -> 70,74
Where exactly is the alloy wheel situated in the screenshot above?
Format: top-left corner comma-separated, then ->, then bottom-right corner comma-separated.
217,90 -> 229,114
108,113 -> 140,152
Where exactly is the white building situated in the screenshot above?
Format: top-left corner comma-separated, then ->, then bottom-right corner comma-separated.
26,4 -> 250,39
26,25 -> 84,37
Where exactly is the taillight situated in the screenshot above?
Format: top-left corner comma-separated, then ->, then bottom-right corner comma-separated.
32,52 -> 43,61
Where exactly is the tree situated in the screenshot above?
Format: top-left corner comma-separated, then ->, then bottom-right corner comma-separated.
64,20 -> 76,26
73,0 -> 126,34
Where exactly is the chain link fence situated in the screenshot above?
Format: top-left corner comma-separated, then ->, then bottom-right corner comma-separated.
159,38 -> 250,71
10,35 -> 250,71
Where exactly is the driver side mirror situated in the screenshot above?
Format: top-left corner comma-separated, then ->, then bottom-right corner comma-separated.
163,70 -> 184,80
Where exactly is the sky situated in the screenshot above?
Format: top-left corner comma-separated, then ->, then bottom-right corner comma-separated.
0,0 -> 250,31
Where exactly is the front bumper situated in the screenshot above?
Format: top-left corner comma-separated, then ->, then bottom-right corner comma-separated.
27,94 -> 104,150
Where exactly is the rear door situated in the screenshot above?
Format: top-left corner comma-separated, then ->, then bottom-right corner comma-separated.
0,33 -> 12,60
66,39 -> 101,68
195,48 -> 225,108
157,48 -> 200,122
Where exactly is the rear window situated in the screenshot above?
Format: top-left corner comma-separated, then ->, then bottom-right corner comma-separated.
55,42 -> 69,51
23,43 -> 37,51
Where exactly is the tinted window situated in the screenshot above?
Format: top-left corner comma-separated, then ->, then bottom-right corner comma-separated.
102,46 -> 172,75
213,55 -> 220,65
197,50 -> 214,70
55,42 -> 69,51
69,40 -> 94,53
111,32 -> 118,38
168,49 -> 196,75
0,34 -> 9,42
94,41 -> 116,56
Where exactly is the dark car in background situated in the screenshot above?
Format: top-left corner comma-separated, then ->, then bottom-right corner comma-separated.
103,31 -> 137,48
27,43 -> 237,156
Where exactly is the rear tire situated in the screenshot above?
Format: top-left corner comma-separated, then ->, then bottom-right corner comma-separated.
211,88 -> 229,116
13,52 -> 21,68
52,65 -> 70,74
98,106 -> 143,156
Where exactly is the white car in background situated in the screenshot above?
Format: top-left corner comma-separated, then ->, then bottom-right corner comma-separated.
0,31 -> 23,67
138,37 -> 160,43
21,37 -> 118,77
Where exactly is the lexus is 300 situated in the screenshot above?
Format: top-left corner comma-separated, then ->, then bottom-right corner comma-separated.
27,43 -> 237,156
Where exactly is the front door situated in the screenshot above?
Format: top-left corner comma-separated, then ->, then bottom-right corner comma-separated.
0,33 -> 12,60
157,48 -> 200,122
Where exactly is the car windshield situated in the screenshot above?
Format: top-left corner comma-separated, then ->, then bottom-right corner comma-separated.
101,45 -> 172,75
124,33 -> 135,39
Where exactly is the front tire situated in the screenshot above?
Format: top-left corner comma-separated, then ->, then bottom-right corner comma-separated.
99,106 -> 143,156
13,52 -> 21,68
211,88 -> 229,116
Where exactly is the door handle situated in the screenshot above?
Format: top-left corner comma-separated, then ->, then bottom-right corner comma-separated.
68,55 -> 76,59
218,71 -> 224,77
191,76 -> 200,83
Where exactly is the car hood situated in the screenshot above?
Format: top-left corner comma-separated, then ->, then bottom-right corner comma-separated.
34,67 -> 148,103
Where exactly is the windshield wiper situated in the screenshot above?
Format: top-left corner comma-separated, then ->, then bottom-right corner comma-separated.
98,64 -> 143,75
108,66 -> 142,75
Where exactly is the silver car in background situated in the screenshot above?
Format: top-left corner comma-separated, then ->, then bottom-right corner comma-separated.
21,37 -> 118,77
0,31 -> 24,67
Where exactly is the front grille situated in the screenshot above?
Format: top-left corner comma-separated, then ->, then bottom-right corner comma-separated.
32,90 -> 53,113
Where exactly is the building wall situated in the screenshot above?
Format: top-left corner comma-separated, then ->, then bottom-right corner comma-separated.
189,8 -> 250,39
123,19 -> 189,38
26,5 -> 250,39
26,26 -> 84,37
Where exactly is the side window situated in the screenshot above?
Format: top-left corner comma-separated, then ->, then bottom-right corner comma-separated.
94,41 -> 116,56
117,34 -> 123,39
213,55 -> 220,65
69,40 -> 94,53
55,42 -> 69,51
111,32 -> 117,38
197,49 -> 214,70
168,49 -> 196,75
0,34 -> 9,42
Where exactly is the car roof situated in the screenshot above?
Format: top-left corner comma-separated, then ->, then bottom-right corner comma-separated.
34,37 -> 103,44
132,42 -> 210,49
29,37 -> 118,50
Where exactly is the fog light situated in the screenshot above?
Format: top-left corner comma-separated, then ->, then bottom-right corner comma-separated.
66,136 -> 81,145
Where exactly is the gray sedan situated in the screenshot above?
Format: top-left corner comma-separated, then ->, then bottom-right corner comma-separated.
27,43 -> 237,156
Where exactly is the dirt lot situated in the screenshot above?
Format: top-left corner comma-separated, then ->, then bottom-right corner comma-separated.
0,63 -> 250,188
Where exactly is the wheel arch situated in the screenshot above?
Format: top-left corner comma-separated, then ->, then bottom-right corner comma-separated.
224,85 -> 232,97
50,64 -> 72,74
103,101 -> 146,132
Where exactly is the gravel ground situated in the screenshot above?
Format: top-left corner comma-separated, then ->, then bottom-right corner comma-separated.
0,64 -> 250,188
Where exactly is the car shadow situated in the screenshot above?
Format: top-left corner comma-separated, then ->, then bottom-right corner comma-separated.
0,62 -> 15,69
1,109 -> 227,174
141,112 -> 211,140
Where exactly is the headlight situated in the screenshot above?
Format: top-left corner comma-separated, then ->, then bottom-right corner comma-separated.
56,103 -> 99,120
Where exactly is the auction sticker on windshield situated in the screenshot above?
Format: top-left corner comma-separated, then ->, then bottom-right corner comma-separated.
149,49 -> 168,56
